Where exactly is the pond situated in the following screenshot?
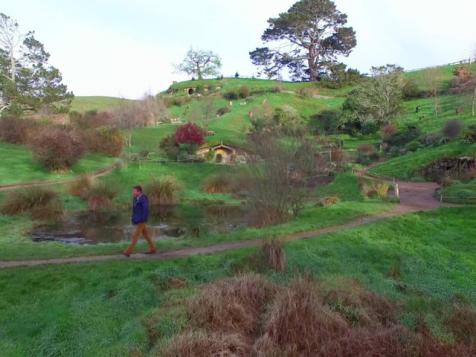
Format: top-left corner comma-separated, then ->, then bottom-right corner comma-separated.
31,204 -> 247,245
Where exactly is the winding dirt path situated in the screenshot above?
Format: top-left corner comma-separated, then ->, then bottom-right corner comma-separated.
0,163 -> 118,192
0,179 -> 442,270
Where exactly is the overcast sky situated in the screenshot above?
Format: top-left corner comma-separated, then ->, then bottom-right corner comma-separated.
3,0 -> 475,98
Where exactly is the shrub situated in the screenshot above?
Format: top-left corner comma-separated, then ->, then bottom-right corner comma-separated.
86,182 -> 118,211
297,87 -> 319,97
309,109 -> 342,135
443,120 -> 464,140
175,122 -> 205,146
145,176 -> 181,206
68,175 -> 94,199
381,123 -> 397,139
383,126 -> 421,152
0,117 -> 35,144
31,128 -> 85,170
216,106 -> 231,117
319,196 -> 340,207
0,187 -> 63,220
202,174 -> 235,194
187,274 -> 277,336
375,183 -> 390,198
223,90 -> 239,100
85,127 -> 124,156
356,144 -> 379,165
160,134 -> 180,160
402,78 -> 423,99
362,181 -> 389,199
162,96 -> 192,108
238,85 -> 250,99
70,110 -> 113,129
464,124 -> 476,143
421,132 -> 445,147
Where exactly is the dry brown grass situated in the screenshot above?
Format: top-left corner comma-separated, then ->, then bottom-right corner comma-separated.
0,187 -> 63,220
68,175 -> 94,199
187,274 -> 277,337
447,304 -> 476,346
261,239 -> 287,272
159,275 -> 476,356
319,196 -> 340,207
145,176 -> 181,206
254,278 -> 348,355
320,278 -> 396,328
202,174 -> 236,194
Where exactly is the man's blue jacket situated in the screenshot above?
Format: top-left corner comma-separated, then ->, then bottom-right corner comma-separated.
132,194 -> 149,225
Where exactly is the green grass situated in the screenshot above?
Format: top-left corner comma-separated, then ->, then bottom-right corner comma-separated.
370,141 -> 476,180
442,179 -> 476,204
0,207 -> 474,354
404,62 -> 476,92
168,77 -> 352,97
0,164 -> 392,261
71,96 -> 137,112
0,143 -> 117,186
399,94 -> 476,133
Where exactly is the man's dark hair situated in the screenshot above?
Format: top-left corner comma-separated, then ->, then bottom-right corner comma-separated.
133,185 -> 143,193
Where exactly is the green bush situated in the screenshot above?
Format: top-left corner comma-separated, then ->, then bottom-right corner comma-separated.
464,124 -> 476,143
216,107 -> 231,117
222,90 -> 239,100
309,110 -> 342,135
239,86 -> 250,99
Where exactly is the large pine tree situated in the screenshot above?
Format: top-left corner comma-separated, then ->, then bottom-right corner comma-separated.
250,0 -> 356,81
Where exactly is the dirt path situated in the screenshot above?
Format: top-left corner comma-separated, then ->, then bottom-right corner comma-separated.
0,163 -> 118,192
0,180 -> 442,270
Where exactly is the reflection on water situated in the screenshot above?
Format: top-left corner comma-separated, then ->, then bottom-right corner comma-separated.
31,204 -> 247,245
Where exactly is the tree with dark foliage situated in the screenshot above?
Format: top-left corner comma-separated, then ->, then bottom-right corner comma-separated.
0,13 -> 72,115
250,0 -> 356,81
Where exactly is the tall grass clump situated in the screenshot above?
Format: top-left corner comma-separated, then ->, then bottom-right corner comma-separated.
261,238 -> 287,272
86,182 -> 119,211
0,187 -> 63,220
145,176 -> 181,206
68,175 -> 95,199
159,275 -> 476,356
202,174 -> 235,194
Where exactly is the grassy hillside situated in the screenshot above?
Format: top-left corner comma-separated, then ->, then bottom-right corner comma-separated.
0,143 -> 116,186
1,207 -> 474,355
71,96 -> 136,112
369,141 -> 476,180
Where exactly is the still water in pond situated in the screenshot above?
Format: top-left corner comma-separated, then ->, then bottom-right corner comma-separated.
32,204 -> 247,245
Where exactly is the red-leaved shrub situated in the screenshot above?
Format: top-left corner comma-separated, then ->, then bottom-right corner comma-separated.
175,122 -> 205,146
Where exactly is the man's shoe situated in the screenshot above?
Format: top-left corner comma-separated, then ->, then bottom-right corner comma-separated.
122,252 -> 131,257
145,251 -> 157,255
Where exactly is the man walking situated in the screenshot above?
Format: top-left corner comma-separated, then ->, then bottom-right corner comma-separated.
123,186 -> 157,257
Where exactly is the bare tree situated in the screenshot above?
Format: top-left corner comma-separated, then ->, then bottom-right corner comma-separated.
0,13 -> 24,83
423,68 -> 443,117
246,132 -> 326,227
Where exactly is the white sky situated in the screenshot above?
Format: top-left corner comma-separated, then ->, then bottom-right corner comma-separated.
3,0 -> 475,98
